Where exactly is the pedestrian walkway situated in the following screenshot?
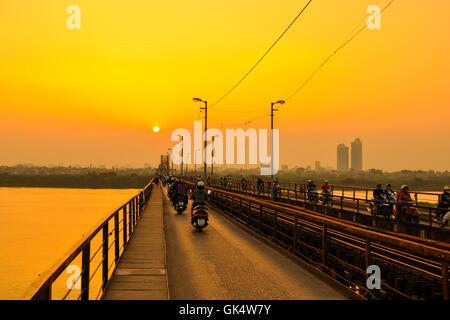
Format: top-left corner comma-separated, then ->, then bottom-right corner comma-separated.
102,185 -> 169,300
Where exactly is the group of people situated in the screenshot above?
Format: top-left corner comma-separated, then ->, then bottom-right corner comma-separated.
162,175 -> 208,214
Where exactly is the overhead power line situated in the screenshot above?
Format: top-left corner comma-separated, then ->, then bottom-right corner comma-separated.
209,0 -> 314,109
285,0 -> 395,102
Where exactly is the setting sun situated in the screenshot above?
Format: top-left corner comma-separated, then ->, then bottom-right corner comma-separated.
153,126 -> 160,133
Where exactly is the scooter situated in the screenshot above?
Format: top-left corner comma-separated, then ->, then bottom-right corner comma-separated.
369,195 -> 394,218
399,200 -> 419,223
308,189 -> 319,202
174,194 -> 187,214
321,188 -> 333,207
191,204 -> 209,232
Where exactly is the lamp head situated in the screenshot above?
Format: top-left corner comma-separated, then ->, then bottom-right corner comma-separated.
192,97 -> 202,102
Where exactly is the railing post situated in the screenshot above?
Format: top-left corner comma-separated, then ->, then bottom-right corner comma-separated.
247,201 -> 251,225
295,184 -> 298,204
365,240 -> 371,271
273,210 -> 277,238
114,212 -> 120,264
128,202 -> 132,238
322,225 -> 327,266
102,224 -> 108,291
259,204 -> 263,231
293,216 -> 298,253
123,207 -> 127,246
287,184 -> 290,203
81,244 -> 90,300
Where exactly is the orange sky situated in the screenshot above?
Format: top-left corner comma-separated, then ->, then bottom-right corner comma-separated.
1,0 -> 449,171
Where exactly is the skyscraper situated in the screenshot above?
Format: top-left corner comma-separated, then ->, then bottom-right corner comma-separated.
351,138 -> 363,171
314,161 -> 321,171
337,144 -> 349,171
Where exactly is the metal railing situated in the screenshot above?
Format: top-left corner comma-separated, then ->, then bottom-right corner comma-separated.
208,177 -> 442,204
23,178 -> 156,300
207,178 -> 449,239
206,185 -> 450,300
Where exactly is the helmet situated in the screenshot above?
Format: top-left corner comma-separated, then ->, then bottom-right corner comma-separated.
324,180 -> 329,183
197,181 -> 205,189
444,186 -> 449,191
308,179 -> 312,183
401,185 -> 409,190
386,184 -> 391,188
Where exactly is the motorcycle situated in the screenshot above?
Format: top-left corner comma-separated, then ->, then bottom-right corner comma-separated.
174,194 -> 187,214
307,189 -> 319,202
191,204 -> 209,232
398,200 -> 419,223
369,195 -> 394,218
320,188 -> 333,207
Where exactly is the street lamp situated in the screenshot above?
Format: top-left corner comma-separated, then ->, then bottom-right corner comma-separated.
193,97 -> 208,183
177,135 -> 184,176
194,148 -> 200,175
211,135 -> 219,177
270,100 -> 285,199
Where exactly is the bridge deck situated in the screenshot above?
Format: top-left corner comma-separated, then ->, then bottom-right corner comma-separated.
102,185 -> 168,300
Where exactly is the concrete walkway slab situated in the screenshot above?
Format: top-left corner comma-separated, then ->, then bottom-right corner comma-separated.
102,185 -> 169,300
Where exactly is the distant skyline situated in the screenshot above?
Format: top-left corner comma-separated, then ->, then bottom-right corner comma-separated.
1,1 -> 449,172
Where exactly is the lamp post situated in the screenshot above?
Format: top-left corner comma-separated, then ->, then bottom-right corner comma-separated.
193,98 -> 208,183
270,100 -> 285,199
194,148 -> 200,175
177,135 -> 184,177
211,135 -> 219,177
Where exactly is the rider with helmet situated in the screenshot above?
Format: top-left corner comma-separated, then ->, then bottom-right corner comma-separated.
321,180 -> 331,191
307,180 -> 316,192
396,185 -> 412,214
174,178 -> 188,203
190,181 -> 208,213
436,186 -> 450,221
373,184 -> 385,201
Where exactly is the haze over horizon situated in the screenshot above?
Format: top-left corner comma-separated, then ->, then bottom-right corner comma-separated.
1,1 -> 449,172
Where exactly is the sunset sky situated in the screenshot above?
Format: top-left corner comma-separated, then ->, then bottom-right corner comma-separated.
1,0 -> 449,171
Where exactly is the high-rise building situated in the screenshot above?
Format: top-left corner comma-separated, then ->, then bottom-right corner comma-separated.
351,138 -> 363,171
337,144 -> 349,171
314,161 -> 321,171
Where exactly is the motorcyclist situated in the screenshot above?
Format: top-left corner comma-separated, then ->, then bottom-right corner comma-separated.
384,183 -> 396,212
384,184 -> 395,198
168,177 -> 178,199
257,178 -> 264,194
175,179 -> 188,203
307,180 -> 316,192
396,185 -> 412,215
272,178 -> 281,199
306,180 -> 317,201
373,184 -> 385,201
436,186 -> 450,221
241,178 -> 247,190
190,181 -> 208,213
321,180 -> 331,192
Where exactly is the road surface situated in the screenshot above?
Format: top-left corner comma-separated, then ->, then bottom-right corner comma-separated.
162,191 -> 347,300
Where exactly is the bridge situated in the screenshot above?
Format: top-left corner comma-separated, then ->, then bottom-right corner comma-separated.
23,178 -> 450,300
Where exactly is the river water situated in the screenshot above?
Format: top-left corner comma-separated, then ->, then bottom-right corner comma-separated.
0,187 -> 139,300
